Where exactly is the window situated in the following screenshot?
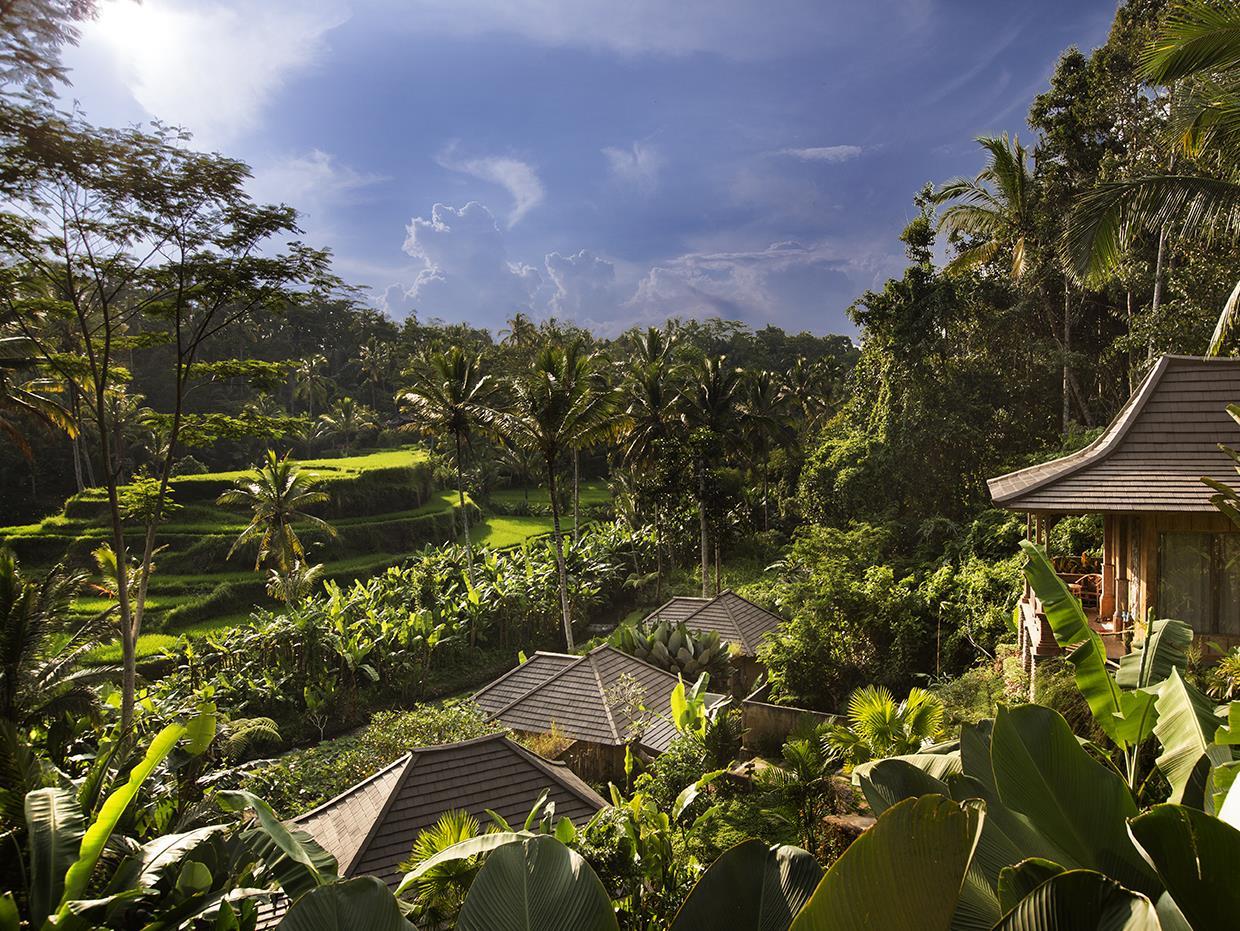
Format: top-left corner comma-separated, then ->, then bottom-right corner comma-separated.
1158,532 -> 1240,634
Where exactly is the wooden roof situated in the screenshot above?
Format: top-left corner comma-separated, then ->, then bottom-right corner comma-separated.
474,644 -> 725,754
641,590 -> 786,655
988,355 -> 1240,513
290,734 -> 605,888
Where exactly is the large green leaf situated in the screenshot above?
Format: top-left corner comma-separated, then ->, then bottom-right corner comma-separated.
788,795 -> 982,931
1020,541 -> 1128,748
997,859 -> 1065,914
1115,620 -> 1193,690
395,831 -> 534,894
218,790 -> 334,888
58,723 -> 185,916
23,787 -> 85,927
455,835 -> 618,931
1129,804 -> 1240,931
670,839 -> 822,931
855,759 -> 949,816
106,824 -> 227,894
277,876 -> 413,931
1152,668 -> 1231,808
851,751 -> 962,787
990,705 -> 1157,897
0,892 -> 17,931
236,826 -> 337,900
992,869 -> 1161,930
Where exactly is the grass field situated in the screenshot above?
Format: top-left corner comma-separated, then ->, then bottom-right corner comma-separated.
472,515 -> 556,548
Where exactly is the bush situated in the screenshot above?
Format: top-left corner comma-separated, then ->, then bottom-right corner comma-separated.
239,703 -> 498,815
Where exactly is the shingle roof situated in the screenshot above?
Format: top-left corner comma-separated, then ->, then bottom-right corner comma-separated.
642,590 -> 786,655
479,644 -> 725,754
988,355 -> 1240,513
471,651 -> 579,715
289,734 -> 606,889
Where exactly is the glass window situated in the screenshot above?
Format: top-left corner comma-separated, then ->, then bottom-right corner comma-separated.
1159,532 -> 1213,632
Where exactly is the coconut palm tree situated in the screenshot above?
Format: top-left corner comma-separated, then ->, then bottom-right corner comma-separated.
217,450 -> 336,573
291,353 -> 332,417
486,340 -> 613,649
315,397 -> 377,453
0,549 -> 116,733
782,355 -> 829,432
822,685 -> 945,766
679,355 -> 743,597
739,370 -> 791,531
1065,1 -> 1240,354
397,348 -> 495,581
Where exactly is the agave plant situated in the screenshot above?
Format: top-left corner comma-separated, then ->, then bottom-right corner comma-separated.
612,620 -> 727,680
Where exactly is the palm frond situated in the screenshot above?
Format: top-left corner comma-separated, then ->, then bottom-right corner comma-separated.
1143,1 -> 1240,83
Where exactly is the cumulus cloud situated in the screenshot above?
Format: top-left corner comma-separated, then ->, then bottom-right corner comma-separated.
400,202 -> 542,327
436,147 -> 545,227
544,250 -> 621,318
602,142 -> 662,193
779,145 -> 864,163
627,241 -> 860,330
76,0 -> 347,146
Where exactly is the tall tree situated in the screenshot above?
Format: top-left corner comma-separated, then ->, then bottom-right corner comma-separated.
740,369 -> 790,531
487,340 -> 612,649
0,108 -> 333,731
680,355 -> 743,596
397,347 -> 495,581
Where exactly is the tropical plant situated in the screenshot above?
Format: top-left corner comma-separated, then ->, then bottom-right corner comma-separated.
612,621 -> 728,680
754,726 -> 841,852
398,347 -> 495,582
217,449 -> 336,573
739,370 -> 791,530
399,809 -> 486,928
822,685 -> 945,766
292,353 -> 332,417
0,334 -> 75,459
1207,647 -> 1240,701
315,396 -> 377,452
265,559 -> 326,604
679,355 -> 743,597
0,549 -> 115,735
486,340 -> 614,649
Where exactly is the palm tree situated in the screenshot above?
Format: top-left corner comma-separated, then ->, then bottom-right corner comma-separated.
217,450 -> 336,573
0,336 -> 75,460
753,725 -> 839,851
291,353 -> 331,417
399,809 -> 486,928
822,685 -> 945,766
782,356 -> 829,432
739,370 -> 791,531
315,397 -> 377,453
679,355 -> 743,597
397,348 -> 495,581
358,338 -> 393,408
0,549 -> 115,732
487,341 -> 613,649
1065,1 -> 1240,354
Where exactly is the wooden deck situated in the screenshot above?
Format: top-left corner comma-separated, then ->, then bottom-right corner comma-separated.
1019,595 -> 1129,661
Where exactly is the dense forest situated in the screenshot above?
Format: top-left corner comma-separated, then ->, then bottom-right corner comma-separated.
6,1 -> 1240,929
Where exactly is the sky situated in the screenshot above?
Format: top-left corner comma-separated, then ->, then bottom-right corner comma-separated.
61,0 -> 1118,336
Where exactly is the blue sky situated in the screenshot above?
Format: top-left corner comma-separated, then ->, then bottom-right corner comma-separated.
63,0 -> 1117,335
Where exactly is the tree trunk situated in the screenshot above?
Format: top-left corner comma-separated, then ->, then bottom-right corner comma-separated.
699,465 -> 709,598
456,431 -> 475,585
762,458 -> 770,532
1062,279 -> 1072,433
653,497 -> 664,603
547,461 -> 574,650
572,448 -> 580,545
714,539 -> 721,595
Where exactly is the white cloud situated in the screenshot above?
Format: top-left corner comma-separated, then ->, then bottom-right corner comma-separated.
246,149 -> 386,245
400,202 -> 542,327
544,250 -> 621,318
76,0 -> 348,147
627,240 -> 860,329
436,148 -> 545,227
779,145 -> 864,163
602,142 -> 662,193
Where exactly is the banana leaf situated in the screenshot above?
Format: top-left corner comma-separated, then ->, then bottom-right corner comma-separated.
218,790 -> 333,888
996,859 -> 1064,914
1115,619 -> 1193,690
278,876 -> 413,931
788,795 -> 983,931
989,705 -> 1158,898
1152,668 -> 1231,808
455,835 -> 618,931
24,786 -> 85,927
669,839 -> 821,931
1129,804 -> 1240,931
57,722 -> 185,916
991,869 -> 1160,930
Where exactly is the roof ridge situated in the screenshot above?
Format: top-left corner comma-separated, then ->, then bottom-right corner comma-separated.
588,651 -> 623,744
341,751 -> 423,877
482,651 -> 591,720
594,642 -> 685,684
471,651 -> 575,704
678,591 -> 744,641
290,753 -> 410,827
716,591 -> 750,653
988,354 -> 1170,504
